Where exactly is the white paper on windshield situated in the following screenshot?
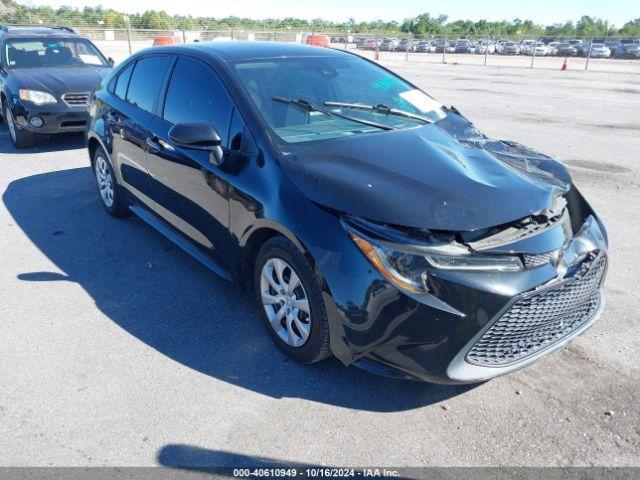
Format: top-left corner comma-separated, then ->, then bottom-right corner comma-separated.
79,54 -> 102,65
399,89 -> 442,113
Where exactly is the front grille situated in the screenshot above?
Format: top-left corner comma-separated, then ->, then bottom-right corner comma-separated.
466,252 -> 606,366
62,93 -> 89,106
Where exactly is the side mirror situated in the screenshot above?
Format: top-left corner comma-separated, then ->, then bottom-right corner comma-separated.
108,57 -> 115,67
169,122 -> 224,165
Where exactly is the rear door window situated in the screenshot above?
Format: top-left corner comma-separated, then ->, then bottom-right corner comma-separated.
126,56 -> 171,113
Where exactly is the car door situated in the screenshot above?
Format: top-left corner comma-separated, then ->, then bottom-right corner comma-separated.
107,55 -> 172,206
145,55 -> 235,265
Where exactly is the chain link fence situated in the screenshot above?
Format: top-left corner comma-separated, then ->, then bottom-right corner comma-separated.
2,20 -> 639,73
333,32 -> 640,73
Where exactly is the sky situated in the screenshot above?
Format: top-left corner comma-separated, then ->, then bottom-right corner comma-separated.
15,0 -> 639,27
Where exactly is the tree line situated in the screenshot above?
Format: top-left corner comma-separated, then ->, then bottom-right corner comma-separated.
1,0 -> 639,37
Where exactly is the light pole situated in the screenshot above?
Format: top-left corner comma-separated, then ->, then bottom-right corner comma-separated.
124,15 -> 132,55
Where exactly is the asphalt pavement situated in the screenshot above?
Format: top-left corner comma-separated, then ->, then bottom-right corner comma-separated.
0,61 -> 638,467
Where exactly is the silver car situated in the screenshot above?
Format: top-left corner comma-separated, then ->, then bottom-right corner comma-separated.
588,43 -> 612,58
379,38 -> 398,51
502,42 -> 520,55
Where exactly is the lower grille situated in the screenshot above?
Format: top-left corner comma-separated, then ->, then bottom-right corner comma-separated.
466,252 -> 606,366
523,251 -> 555,269
62,93 -> 89,106
61,120 -> 86,128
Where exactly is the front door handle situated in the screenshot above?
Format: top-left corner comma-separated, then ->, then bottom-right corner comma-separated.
145,136 -> 162,154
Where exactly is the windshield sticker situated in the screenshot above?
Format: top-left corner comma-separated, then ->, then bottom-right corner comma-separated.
399,89 -> 443,113
79,54 -> 101,65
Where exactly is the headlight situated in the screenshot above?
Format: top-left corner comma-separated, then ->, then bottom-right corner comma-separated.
19,89 -> 57,105
349,232 -> 523,293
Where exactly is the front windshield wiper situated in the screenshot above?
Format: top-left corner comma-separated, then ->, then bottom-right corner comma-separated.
272,96 -> 396,131
324,101 -> 435,124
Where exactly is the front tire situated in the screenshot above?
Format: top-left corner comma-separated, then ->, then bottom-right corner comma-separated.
92,146 -> 129,217
254,236 -> 331,364
4,103 -> 35,149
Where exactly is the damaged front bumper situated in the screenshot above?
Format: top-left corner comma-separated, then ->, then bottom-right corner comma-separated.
325,190 -> 608,384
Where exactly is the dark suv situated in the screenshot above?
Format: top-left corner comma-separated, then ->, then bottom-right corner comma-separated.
0,25 -> 112,148
86,43 -> 608,383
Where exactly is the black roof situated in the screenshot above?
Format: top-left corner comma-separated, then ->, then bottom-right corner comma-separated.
0,26 -> 78,37
150,41 -> 347,62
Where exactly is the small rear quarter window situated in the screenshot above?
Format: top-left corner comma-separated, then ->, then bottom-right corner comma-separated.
114,62 -> 134,100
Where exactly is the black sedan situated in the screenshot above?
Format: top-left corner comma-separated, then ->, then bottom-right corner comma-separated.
0,26 -> 112,148
86,42 -> 608,383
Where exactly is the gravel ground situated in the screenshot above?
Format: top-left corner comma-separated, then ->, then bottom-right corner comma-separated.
0,58 -> 639,468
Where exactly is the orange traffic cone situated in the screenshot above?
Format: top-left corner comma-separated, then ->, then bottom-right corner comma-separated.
561,58 -> 568,70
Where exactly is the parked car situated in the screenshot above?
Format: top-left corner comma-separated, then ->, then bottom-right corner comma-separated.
306,34 -> 330,48
362,39 -> 379,51
495,40 -> 510,54
0,25 -> 113,148
502,42 -> 520,55
566,39 -> 585,56
616,39 -> 640,58
547,42 -> 561,56
605,40 -> 621,56
587,43 -> 612,58
433,40 -> 447,53
519,40 -> 535,55
415,41 -> 431,53
613,39 -> 633,57
556,43 -> 578,57
475,40 -> 495,55
86,41 -> 608,383
529,42 -> 549,56
395,39 -> 415,52
454,39 -> 471,54
355,37 -> 367,48
379,38 -> 398,51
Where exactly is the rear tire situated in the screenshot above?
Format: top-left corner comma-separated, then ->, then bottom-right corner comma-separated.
254,236 -> 331,364
4,103 -> 35,149
92,146 -> 129,217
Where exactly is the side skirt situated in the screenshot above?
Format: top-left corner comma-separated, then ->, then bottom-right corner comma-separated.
129,204 -> 233,282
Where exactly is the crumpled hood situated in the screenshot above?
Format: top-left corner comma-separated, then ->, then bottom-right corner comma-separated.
281,112 -> 572,231
11,66 -> 110,98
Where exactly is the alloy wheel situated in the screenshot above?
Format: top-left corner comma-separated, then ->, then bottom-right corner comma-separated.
5,106 -> 16,144
260,258 -> 311,347
95,154 -> 114,208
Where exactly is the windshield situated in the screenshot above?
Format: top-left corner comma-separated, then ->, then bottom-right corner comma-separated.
233,55 -> 446,147
4,38 -> 108,69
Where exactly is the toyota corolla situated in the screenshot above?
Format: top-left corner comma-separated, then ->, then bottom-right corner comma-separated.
86,42 -> 608,383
